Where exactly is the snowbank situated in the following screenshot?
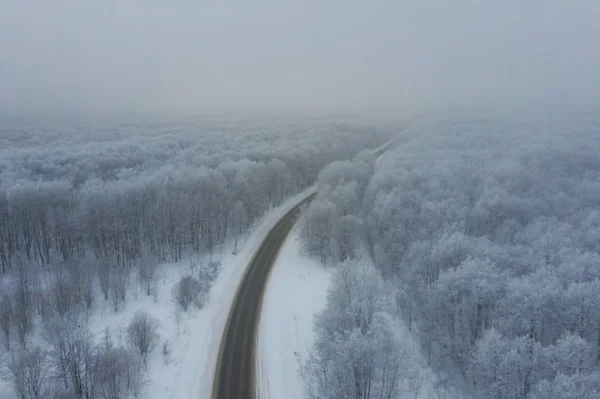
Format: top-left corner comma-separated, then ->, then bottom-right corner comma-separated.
256,230 -> 332,399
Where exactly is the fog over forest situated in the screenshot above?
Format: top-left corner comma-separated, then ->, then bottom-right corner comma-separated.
1,1 -> 599,117
1,2 -> 599,399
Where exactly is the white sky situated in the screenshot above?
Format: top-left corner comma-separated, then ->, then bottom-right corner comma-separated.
1,0 -> 599,117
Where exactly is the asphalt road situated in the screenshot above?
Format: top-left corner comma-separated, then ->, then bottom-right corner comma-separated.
374,144 -> 389,157
212,192 -> 316,399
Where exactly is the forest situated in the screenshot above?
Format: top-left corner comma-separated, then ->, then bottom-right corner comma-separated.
301,115 -> 600,398
0,117 -> 391,398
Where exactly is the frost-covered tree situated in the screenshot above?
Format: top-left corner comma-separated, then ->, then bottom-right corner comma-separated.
138,246 -> 157,296
300,117 -> 600,397
300,199 -> 339,264
229,200 -> 248,254
94,340 -> 142,399
6,346 -> 49,399
532,372 -> 600,399
0,292 -> 12,350
305,260 -> 408,399
172,275 -> 208,311
43,316 -> 95,398
126,311 -> 159,368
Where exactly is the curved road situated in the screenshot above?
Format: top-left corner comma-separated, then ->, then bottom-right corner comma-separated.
212,192 -> 316,399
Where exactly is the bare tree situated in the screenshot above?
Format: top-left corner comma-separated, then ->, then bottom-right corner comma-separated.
110,266 -> 127,312
200,260 -> 221,286
43,316 -> 94,398
44,319 -> 70,392
48,275 -> 79,318
10,255 -> 34,349
123,350 -> 144,397
7,351 -> 28,399
14,286 -> 32,349
172,275 -> 207,311
66,259 -> 95,315
229,200 -> 248,254
0,293 -> 12,350
138,246 -> 157,296
7,346 -> 49,399
162,340 -> 171,365
95,344 -> 140,399
98,258 -> 111,301
126,311 -> 159,368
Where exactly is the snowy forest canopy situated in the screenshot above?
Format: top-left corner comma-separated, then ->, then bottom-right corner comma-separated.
301,115 -> 600,398
0,118 -> 392,271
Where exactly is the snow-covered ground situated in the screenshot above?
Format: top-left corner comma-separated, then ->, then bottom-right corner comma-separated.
0,188 -> 316,399
256,229 -> 332,399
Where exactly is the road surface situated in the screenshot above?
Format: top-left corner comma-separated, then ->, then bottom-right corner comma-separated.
212,192 -> 316,399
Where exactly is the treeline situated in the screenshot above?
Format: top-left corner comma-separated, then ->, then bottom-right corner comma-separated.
0,161 -> 290,269
300,117 -> 600,398
0,119 -> 390,272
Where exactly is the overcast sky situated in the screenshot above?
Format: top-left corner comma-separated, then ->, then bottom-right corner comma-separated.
1,0 -> 599,117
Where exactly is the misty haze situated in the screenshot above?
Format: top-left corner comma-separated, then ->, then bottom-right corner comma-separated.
0,2 -> 599,399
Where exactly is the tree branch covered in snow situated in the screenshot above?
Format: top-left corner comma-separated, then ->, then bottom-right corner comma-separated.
303,260 -> 420,399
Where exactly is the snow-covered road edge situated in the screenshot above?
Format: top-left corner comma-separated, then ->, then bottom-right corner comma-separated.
256,230 -> 332,399
197,187 -> 317,399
